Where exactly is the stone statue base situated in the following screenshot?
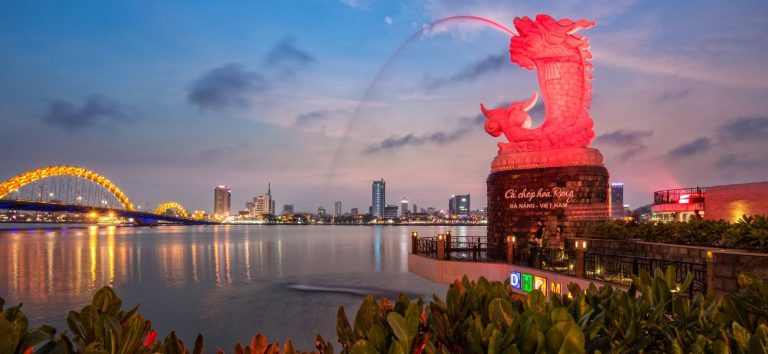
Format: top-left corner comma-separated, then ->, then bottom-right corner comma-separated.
491,147 -> 604,171
486,163 -> 609,252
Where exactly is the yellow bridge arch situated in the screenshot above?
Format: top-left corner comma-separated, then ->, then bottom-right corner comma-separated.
0,166 -> 134,211
154,202 -> 188,218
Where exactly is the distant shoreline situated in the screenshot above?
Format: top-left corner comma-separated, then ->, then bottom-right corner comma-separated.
0,222 -> 488,230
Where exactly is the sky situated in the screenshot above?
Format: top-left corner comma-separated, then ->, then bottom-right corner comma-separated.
0,0 -> 767,214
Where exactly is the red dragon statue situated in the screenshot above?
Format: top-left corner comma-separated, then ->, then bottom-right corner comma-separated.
482,14 -> 603,170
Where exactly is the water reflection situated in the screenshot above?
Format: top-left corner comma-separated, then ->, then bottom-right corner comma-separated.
0,225 -> 481,348
374,226 -> 382,272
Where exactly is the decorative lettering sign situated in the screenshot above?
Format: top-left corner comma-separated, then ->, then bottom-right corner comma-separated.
510,271 -> 561,298
522,273 -> 533,292
510,271 -> 521,289
550,282 -> 561,296
534,276 -> 547,295
504,187 -> 574,209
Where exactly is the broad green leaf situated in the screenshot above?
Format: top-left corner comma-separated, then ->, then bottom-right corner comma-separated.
336,306 -> 354,348
367,324 -> 387,352
550,308 -> 574,324
386,341 -> 406,354
354,296 -> 380,339
488,329 -> 502,354
749,324 -> 768,354
489,298 -> 515,330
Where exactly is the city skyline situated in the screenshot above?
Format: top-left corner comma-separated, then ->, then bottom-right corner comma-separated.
0,1 -> 766,212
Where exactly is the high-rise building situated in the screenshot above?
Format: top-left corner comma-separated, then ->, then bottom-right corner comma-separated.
254,195 -> 270,216
214,185 -> 231,217
268,182 -> 275,214
253,183 -> 274,217
334,201 -> 342,217
282,204 -> 294,214
318,207 -> 327,217
383,204 -> 398,219
611,183 -> 624,219
371,179 -> 385,217
413,204 -> 417,214
449,194 -> 471,217
350,207 -> 359,215
400,197 -> 409,217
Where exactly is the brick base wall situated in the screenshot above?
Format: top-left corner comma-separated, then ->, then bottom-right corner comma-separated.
487,165 -> 609,246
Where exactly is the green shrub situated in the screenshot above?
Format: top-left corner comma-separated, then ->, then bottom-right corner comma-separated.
585,220 -> 631,240
723,215 -> 768,252
3,268 -> 768,353
587,215 -> 768,252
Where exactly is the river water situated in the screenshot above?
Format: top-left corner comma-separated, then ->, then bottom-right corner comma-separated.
0,225 -> 484,349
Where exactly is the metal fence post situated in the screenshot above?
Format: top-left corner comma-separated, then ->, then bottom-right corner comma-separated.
446,230 -> 452,254
438,234 -> 446,260
411,231 -> 418,254
506,236 -> 515,264
576,240 -> 586,278
706,250 -> 715,295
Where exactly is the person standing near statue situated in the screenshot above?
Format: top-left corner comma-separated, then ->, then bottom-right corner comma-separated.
548,225 -> 564,249
527,221 -> 544,266
535,221 -> 544,246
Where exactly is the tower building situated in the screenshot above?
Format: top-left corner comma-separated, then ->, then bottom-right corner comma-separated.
371,179 -> 385,217
611,183 -> 625,219
214,185 -> 231,217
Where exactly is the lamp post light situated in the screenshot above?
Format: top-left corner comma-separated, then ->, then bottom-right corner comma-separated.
506,235 -> 516,264
437,233 -> 446,260
575,240 -> 587,278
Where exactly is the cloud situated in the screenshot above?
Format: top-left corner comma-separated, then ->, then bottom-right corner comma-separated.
366,113 -> 484,154
295,109 -> 347,125
717,153 -> 768,170
262,37 -> 314,75
384,16 -> 393,27
41,95 -> 129,131
718,116 -> 768,141
667,137 -> 713,159
655,87 -> 694,103
594,129 -> 653,160
187,63 -> 267,111
424,53 -> 506,91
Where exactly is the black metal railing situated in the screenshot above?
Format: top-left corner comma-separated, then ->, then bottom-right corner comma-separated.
446,236 -> 490,262
413,235 -> 496,262
584,252 -> 707,297
413,235 -> 708,297
416,237 -> 438,258
653,187 -> 707,205
512,245 -> 576,275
